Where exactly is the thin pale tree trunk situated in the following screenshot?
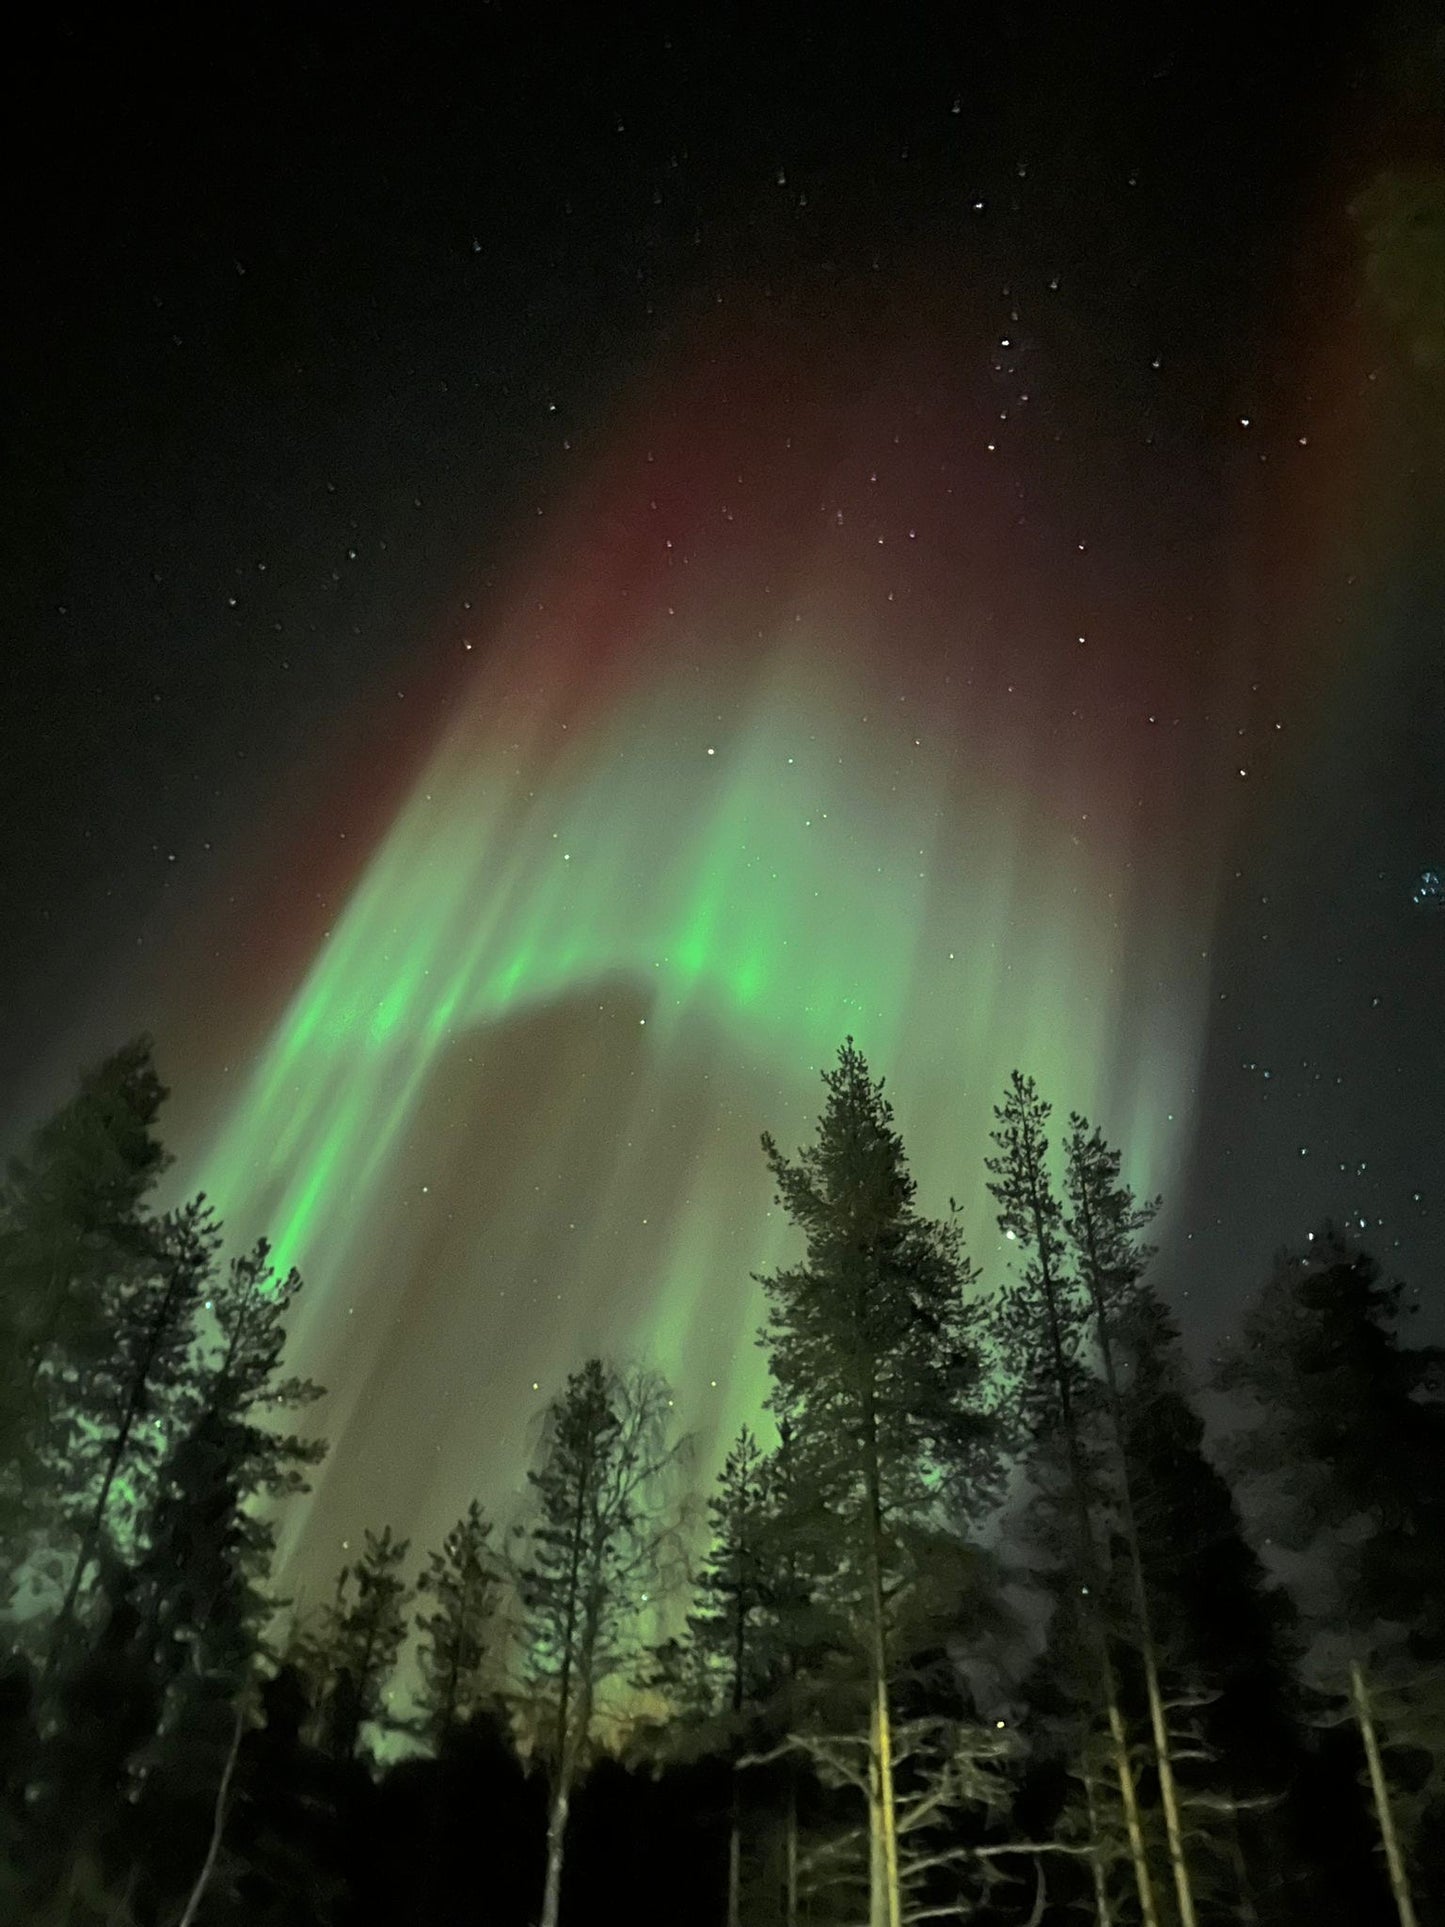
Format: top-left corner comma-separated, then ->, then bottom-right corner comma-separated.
1075,1186 -> 1198,1927
175,1706 -> 245,1927
1024,1171 -> 1159,1927
1102,1675 -> 1159,1927
1081,1751 -> 1115,1926
862,1388 -> 901,1927
540,1775 -> 571,1927
1139,1626 -> 1194,1924
1226,1799 -> 1261,1926
538,1437 -> 598,1927
1349,1659 -> 1419,1927
540,1653 -> 597,1927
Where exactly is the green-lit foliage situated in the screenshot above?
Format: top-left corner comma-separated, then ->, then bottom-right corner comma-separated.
0,1038 -> 170,1570
49,1195 -> 220,1664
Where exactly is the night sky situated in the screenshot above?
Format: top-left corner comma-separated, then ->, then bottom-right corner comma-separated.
4,9 -> 1442,1587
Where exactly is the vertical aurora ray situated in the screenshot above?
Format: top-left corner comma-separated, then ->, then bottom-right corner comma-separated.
184,320 -> 1250,1578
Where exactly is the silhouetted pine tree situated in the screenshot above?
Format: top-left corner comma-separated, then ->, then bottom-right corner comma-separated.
311,1528 -> 413,1765
687,1426 -> 771,1927
986,1071 -> 1168,1927
23,1581 -> 163,1922
0,1038 -> 169,1575
224,1666 -> 350,1927
415,1499 -> 501,1751
759,1039 -> 992,1927
48,1195 -> 219,1669
1219,1228 -> 1445,1925
729,1413 -> 845,1927
1064,1114 -> 1308,1923
1112,1282 -> 1309,1920
120,1249 -> 326,1923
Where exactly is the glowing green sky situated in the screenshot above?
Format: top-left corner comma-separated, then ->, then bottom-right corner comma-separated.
194,604 -> 1210,1581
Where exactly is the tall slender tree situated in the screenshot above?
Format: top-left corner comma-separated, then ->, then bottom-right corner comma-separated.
2,1037 -> 170,1377
312,1527 -> 414,1764
0,1037 -> 169,1567
415,1500 -> 501,1751
516,1357 -> 685,1927
1219,1228 -> 1445,1926
48,1195 -> 219,1668
749,1413 -> 844,1927
1062,1114 -> 1305,1917
182,1238 -> 327,1616
760,1039 -> 992,1927
118,1248 -> 326,1922
689,1426 -> 770,1927
986,1072 -> 1169,1927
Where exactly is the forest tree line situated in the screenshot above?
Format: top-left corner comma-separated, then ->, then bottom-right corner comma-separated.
0,1036 -> 1441,1927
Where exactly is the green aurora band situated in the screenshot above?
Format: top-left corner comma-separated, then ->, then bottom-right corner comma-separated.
194,659 -> 1212,1575
183,335 -> 1261,1579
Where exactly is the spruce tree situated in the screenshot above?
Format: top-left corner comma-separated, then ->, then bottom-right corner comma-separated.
415,1500 -> 501,1751
986,1072 -> 1167,1927
24,1581 -> 164,1920
186,1239 -> 326,1606
1063,1114 -> 1309,1920
759,1039 -> 991,1927
1,1036 -> 169,1374
689,1427 -> 771,1721
746,1414 -> 844,1927
1111,1281 -> 1306,1915
127,1417 -> 257,1925
1218,1228 -> 1445,1925
689,1426 -> 770,1927
124,1244 -> 326,1916
313,1527 -> 414,1763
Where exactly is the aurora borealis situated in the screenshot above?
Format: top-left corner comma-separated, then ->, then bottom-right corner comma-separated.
182,307 -> 1315,1577
6,10 -> 1442,1599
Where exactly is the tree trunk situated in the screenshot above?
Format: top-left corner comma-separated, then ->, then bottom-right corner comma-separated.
1349,1659 -> 1419,1927
540,1777 -> 571,1927
728,1545 -> 746,1927
1140,1639 -> 1196,1926
1226,1800 -> 1261,1926
47,1385 -> 143,1676
48,1271 -> 185,1676
1076,1187 -> 1198,1927
1081,1752 -> 1114,1926
1103,1677 -> 1160,1927
1026,1175 -> 1159,1927
537,1440 -> 597,1927
175,1706 -> 244,1927
861,1387 -> 901,1927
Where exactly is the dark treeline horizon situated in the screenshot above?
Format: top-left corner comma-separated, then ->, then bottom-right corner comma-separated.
0,1032 -> 1441,1927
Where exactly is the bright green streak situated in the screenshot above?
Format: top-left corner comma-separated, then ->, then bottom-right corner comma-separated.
193,636 -> 1207,1575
